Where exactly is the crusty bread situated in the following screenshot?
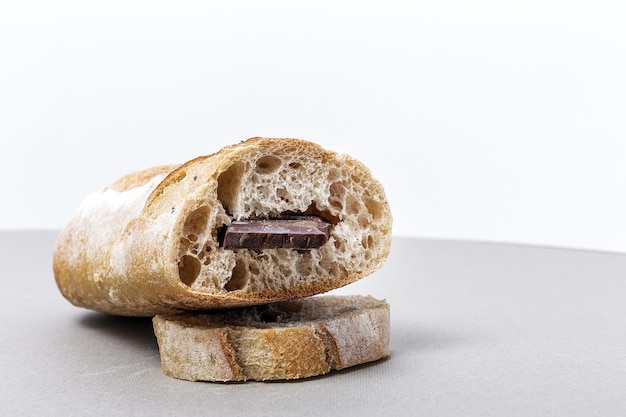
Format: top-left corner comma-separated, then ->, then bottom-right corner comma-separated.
53,138 -> 392,316
152,295 -> 390,382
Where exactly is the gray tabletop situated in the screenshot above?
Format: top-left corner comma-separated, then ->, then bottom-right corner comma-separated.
2,231 -> 625,416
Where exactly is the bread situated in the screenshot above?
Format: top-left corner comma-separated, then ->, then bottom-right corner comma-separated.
152,295 -> 390,382
53,138 -> 392,316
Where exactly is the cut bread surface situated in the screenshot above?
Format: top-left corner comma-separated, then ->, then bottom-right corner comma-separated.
152,295 -> 391,382
53,138 -> 392,316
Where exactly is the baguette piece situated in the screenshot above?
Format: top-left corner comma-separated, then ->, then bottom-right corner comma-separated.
152,295 -> 390,382
53,138 -> 392,316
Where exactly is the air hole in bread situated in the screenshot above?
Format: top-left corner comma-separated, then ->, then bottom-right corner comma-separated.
276,187 -> 291,203
183,206 -> 210,237
179,255 -> 201,286
255,155 -> 282,174
362,234 -> 374,249
289,161 -> 302,169
357,214 -> 368,228
301,202 -> 340,226
217,161 -> 245,215
328,182 -> 346,213
327,168 -> 340,181
178,207 -> 212,283
346,195 -> 362,215
329,199 -> 343,212
330,181 -> 345,198
365,198 -> 384,221
225,259 -> 249,291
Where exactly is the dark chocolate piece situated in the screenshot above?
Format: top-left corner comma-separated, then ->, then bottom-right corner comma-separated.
222,216 -> 331,250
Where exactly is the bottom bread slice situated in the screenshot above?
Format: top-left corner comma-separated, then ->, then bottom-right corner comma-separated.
152,295 -> 390,382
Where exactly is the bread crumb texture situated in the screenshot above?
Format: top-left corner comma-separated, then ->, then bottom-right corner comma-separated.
53,138 -> 393,315
152,295 -> 391,382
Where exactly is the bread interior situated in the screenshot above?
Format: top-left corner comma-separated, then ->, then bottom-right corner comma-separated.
175,145 -> 389,295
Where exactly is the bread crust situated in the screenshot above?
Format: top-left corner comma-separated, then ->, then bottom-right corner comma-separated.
53,138 -> 392,316
152,295 -> 391,382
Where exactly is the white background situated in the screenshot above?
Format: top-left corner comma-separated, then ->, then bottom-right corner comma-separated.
1,0 -> 625,252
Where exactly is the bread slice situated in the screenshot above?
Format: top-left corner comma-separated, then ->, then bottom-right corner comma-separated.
53,138 -> 392,316
152,295 -> 390,382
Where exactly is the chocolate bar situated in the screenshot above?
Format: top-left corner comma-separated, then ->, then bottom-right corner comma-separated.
222,217 -> 331,250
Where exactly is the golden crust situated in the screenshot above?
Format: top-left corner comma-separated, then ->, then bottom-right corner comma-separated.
108,165 -> 181,192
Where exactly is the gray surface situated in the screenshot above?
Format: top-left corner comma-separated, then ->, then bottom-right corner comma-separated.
2,231 -> 626,416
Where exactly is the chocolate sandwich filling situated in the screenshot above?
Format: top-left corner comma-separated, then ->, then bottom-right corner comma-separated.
221,216 -> 331,250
